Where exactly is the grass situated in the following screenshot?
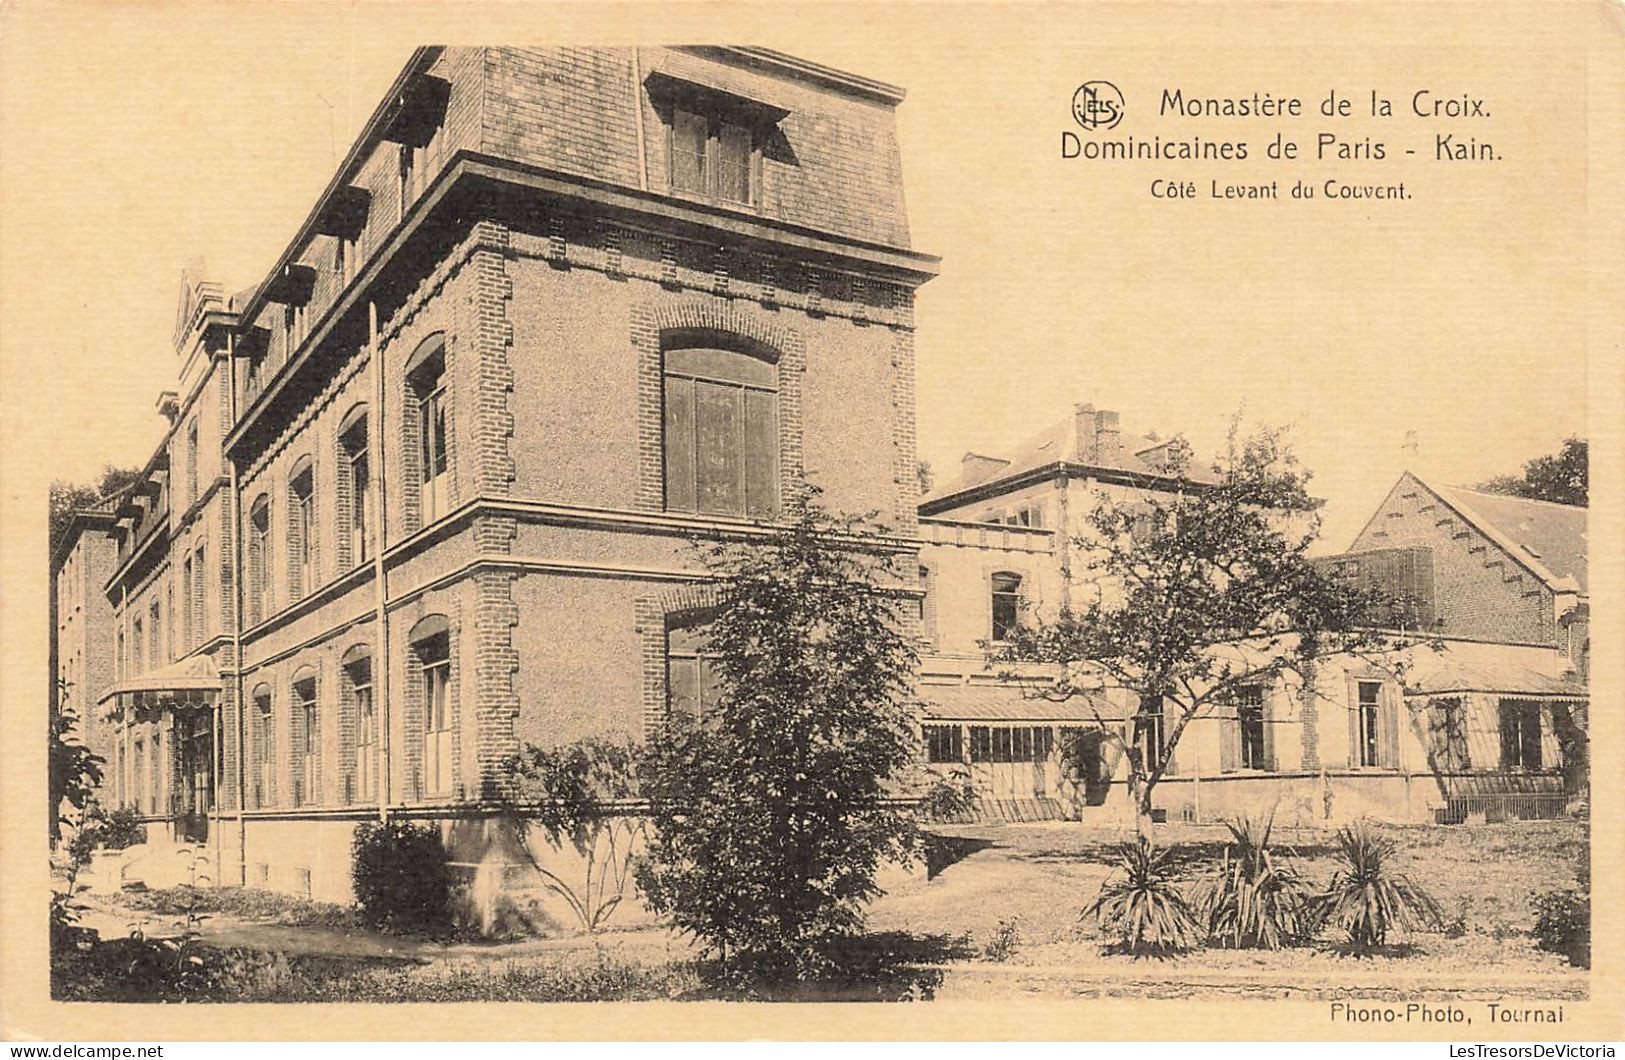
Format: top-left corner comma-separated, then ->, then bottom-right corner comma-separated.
63,817 -> 1588,1001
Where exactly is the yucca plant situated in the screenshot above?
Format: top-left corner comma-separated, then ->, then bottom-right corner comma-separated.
1201,813 -> 1320,949
1085,836 -> 1201,957
1311,823 -> 1443,951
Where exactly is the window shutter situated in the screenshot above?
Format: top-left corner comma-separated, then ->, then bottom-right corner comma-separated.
1346,677 -> 1361,768
743,388 -> 778,517
1219,711 -> 1239,773
1263,690 -> 1279,771
1380,683 -> 1401,769
663,377 -> 696,512
694,381 -> 742,514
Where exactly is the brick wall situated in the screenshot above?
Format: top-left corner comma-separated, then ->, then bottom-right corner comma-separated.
1350,474 -> 1554,644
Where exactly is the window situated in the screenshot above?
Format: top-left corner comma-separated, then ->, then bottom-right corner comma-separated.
666,614 -> 721,720
253,686 -> 274,808
924,724 -> 963,764
1498,700 -> 1543,771
334,232 -> 358,288
248,496 -> 270,623
289,462 -> 314,597
1236,685 -> 1268,771
341,416 -> 371,568
398,143 -> 424,217
132,617 -> 144,676
148,600 -> 160,669
1002,504 -> 1043,528
1356,681 -> 1383,768
990,572 -> 1022,641
663,341 -> 779,518
1429,697 -> 1471,772
194,543 -> 207,637
181,556 -> 193,649
917,565 -> 935,644
344,648 -> 375,803
967,726 -> 1054,763
294,671 -> 318,805
668,108 -> 756,205
414,621 -> 453,796
186,421 -> 199,504
409,340 -> 449,525
1135,695 -> 1169,773
284,301 -> 308,357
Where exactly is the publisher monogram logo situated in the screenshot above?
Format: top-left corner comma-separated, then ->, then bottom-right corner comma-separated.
1072,80 -> 1124,131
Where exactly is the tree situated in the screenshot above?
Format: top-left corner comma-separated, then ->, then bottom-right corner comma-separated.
998,425 -> 1419,836
50,678 -> 104,846
916,460 -> 934,496
49,465 -> 140,553
1477,437 -> 1586,507
637,494 -> 923,985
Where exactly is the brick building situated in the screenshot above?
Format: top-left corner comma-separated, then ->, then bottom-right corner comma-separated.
74,46 -> 937,909
913,415 -> 1590,826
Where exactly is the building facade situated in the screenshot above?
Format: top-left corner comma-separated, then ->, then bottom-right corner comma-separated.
73,46 -> 937,908
913,414 -> 1590,827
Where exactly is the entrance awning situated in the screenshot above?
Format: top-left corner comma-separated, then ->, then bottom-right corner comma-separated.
97,654 -> 221,710
922,683 -> 1114,723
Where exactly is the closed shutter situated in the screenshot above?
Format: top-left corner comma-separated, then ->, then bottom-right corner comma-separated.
695,382 -> 742,514
663,377 -> 696,512
1346,677 -> 1361,768
1380,683 -> 1401,769
1263,689 -> 1279,771
743,388 -> 778,516
1219,710 -> 1239,773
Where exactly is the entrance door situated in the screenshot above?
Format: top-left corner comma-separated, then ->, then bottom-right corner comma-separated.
173,712 -> 213,843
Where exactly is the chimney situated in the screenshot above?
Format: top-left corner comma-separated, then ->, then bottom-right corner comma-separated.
1075,403 -> 1122,464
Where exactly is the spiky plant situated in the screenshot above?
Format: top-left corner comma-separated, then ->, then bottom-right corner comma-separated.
1311,823 -> 1443,951
1200,813 -> 1319,949
1085,836 -> 1201,957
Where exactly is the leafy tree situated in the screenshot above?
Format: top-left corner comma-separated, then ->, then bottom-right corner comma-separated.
50,678 -> 103,846
49,465 -> 140,553
637,494 -> 923,986
1477,437 -> 1587,507
915,460 -> 934,496
998,424 -> 1420,835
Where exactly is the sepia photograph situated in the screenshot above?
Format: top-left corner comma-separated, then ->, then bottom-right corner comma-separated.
3,0 -> 1621,1044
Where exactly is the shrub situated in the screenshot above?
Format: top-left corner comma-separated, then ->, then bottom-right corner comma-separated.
981,917 -> 1022,962
1200,814 -> 1319,950
1531,855 -> 1589,968
350,821 -> 452,935
638,497 -> 924,986
1310,823 -> 1442,951
1085,836 -> 1201,957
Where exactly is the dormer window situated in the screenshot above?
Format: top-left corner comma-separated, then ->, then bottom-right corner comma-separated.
647,71 -> 785,210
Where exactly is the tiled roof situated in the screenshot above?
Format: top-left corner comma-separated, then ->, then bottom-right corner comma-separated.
1405,652 -> 1587,697
921,683 -> 1112,722
1432,483 -> 1587,594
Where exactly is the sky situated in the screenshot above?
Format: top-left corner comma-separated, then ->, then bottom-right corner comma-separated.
1,5 -> 1590,555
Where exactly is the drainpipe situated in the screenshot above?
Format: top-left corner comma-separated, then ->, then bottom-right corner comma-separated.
369,299 -> 392,822
228,330 -> 248,886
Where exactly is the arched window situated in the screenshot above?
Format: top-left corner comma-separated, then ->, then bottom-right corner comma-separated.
410,615 -> 453,796
342,645 -> 375,803
990,571 -> 1023,642
248,495 -> 271,624
338,407 -> 371,569
292,666 -> 319,806
662,336 -> 779,518
288,458 -> 315,599
406,336 -> 449,526
252,683 -> 274,808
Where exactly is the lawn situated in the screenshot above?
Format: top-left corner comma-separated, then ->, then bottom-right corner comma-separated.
62,818 -> 1588,1001
867,818 -> 1589,1000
